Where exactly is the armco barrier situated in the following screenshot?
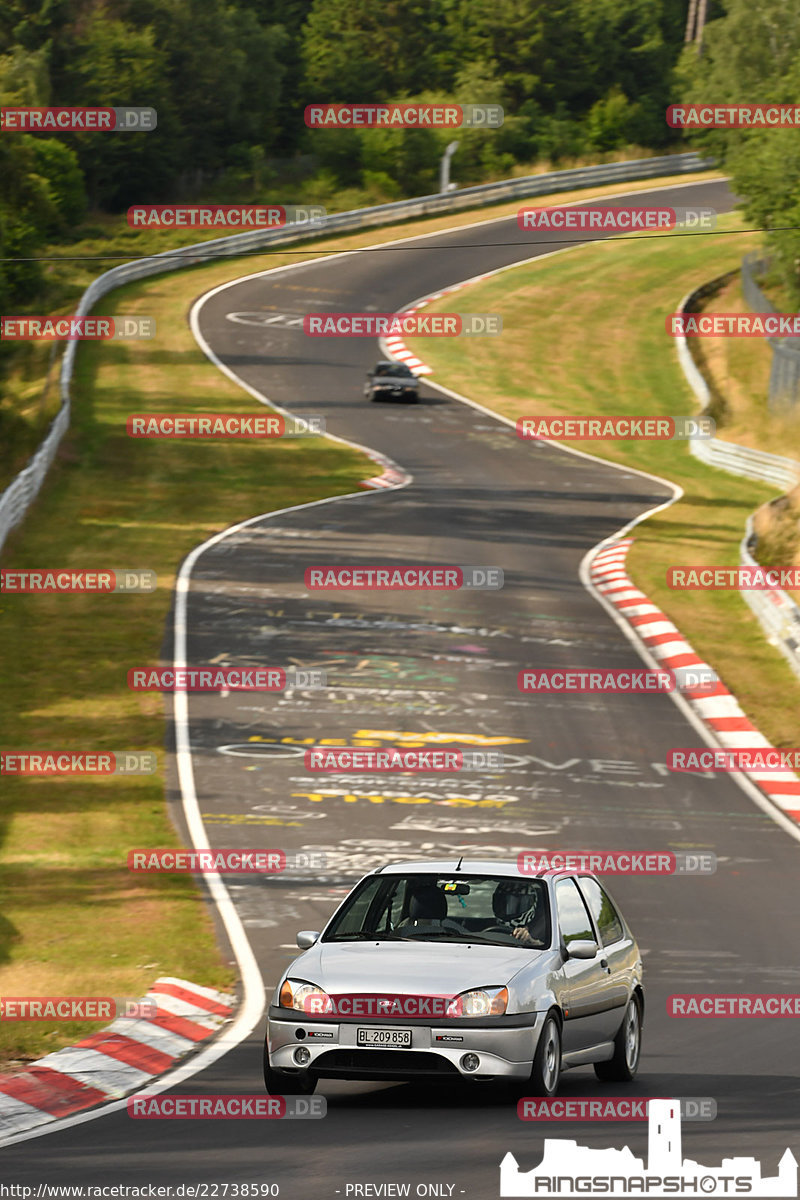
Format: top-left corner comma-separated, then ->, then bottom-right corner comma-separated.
676,280 -> 800,680
0,152 -> 712,554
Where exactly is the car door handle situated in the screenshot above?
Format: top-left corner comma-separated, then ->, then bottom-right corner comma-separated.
600,958 -> 611,973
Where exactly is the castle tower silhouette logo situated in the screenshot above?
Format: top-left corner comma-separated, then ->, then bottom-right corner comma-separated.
500,1099 -> 797,1197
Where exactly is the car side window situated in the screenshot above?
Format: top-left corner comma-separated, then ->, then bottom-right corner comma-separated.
555,878 -> 595,947
576,877 -> 625,946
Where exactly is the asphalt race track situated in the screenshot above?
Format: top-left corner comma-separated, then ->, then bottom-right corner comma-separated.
3,177 -> 800,1195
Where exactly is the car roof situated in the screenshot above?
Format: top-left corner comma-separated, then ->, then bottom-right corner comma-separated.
373,858 -> 596,882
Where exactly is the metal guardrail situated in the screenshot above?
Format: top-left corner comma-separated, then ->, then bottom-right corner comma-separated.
0,151 -> 712,554
741,251 -> 800,413
676,280 -> 800,680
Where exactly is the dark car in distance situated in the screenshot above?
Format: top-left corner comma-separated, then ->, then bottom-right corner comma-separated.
364,360 -> 420,403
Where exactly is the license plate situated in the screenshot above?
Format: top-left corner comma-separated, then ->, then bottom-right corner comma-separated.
357,1027 -> 411,1048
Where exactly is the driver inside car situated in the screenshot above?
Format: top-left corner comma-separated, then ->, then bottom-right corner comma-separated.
491,880 -> 548,946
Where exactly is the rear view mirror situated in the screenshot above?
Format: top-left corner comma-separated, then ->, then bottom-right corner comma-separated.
567,939 -> 599,960
296,930 -> 320,949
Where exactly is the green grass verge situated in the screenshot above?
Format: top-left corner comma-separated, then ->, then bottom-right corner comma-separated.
404,212 -> 800,751
0,256 -> 371,1067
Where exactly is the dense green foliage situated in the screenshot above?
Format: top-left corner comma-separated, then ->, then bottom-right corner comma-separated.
0,0 -> 695,306
677,0 -> 800,303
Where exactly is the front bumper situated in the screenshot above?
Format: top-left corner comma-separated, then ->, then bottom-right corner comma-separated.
371,386 -> 418,400
266,1007 -> 546,1081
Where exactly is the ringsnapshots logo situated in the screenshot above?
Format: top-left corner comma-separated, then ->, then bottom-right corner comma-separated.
667,103 -> 800,128
0,107 -> 156,131
517,668 -> 720,695
128,1095 -> 326,1119
1,317 -> 155,341
0,569 -> 156,593
304,565 -> 503,590
518,850 -> 717,875
1,751 -> 156,775
518,1097 -> 717,1122
669,312 -> 800,337
304,313 -> 501,337
126,414 -> 324,438
127,849 -> 327,874
0,997 -> 157,1021
517,206 -> 716,233
517,415 -> 715,440
304,103 -> 503,128
500,1098 -> 797,1198
127,205 -> 325,229
127,667 -> 326,691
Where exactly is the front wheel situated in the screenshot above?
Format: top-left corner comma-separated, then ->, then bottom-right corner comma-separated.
594,994 -> 642,1083
529,1013 -> 561,1096
263,1045 -> 317,1095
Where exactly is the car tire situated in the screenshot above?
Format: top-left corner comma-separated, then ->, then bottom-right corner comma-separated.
594,994 -> 642,1083
263,1045 -> 318,1095
528,1012 -> 562,1096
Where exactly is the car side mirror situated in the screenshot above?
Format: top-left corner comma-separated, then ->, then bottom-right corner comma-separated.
567,939 -> 599,960
296,930 -> 320,949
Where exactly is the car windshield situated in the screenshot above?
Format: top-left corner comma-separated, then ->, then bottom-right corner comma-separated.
374,363 -> 414,378
323,873 -> 550,948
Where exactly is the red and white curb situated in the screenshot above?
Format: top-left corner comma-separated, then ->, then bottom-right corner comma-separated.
383,304 -> 434,376
0,977 -> 234,1136
359,447 -> 411,490
383,277 -> 497,377
590,539 -> 800,824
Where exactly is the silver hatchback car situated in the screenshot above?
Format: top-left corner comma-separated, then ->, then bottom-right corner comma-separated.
264,859 -> 644,1096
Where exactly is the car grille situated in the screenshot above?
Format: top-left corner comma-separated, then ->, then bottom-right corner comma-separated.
312,1050 -> 458,1077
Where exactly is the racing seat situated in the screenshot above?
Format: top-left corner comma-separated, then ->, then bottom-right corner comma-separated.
397,883 -> 447,928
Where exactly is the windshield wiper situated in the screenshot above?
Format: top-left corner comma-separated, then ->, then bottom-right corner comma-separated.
326,931 -> 402,942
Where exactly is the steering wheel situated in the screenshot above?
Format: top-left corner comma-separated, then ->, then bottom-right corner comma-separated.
481,923 -> 517,936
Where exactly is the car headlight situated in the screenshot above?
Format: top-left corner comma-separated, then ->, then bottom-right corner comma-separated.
279,978 -> 332,1015
447,986 -> 508,1018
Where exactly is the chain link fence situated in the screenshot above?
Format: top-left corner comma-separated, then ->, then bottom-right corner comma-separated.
741,251 -> 800,413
